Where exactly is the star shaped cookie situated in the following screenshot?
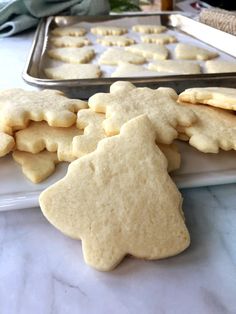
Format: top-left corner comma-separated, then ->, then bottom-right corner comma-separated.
177,102 -> 236,153
89,81 -> 196,144
72,109 -> 106,158
13,150 -> 59,183
15,121 -> 83,162
0,89 -> 87,131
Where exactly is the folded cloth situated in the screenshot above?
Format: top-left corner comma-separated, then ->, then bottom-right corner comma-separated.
199,8 -> 236,36
0,0 -> 110,37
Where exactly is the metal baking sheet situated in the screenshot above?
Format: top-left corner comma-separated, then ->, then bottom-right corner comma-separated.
22,13 -> 236,99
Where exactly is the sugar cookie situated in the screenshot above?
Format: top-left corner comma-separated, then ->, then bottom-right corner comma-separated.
44,64 -> 101,79
205,60 -> 236,73
175,43 -> 218,61
39,115 -> 190,271
91,26 -> 127,36
97,35 -> 135,46
99,48 -> 145,65
50,36 -> 91,48
148,60 -> 201,74
15,121 -> 83,162
132,24 -> 167,34
179,87 -> 236,111
72,109 -> 106,157
0,89 -> 87,131
51,26 -> 86,37
13,150 -> 59,183
178,102 -> 236,153
0,132 -> 15,157
125,44 -> 168,60
111,62 -> 158,77
141,33 -> 177,44
89,81 -> 196,143
47,47 -> 95,64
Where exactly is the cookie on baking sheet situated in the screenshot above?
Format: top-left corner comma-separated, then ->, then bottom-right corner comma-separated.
47,47 -> 95,64
15,121 -> 83,162
51,26 -> 86,37
141,33 -> 177,44
132,24 -> 167,34
72,109 -> 106,157
158,143 -> 181,172
50,36 -> 91,48
0,131 -> 15,157
44,64 -> 101,80
175,43 -> 218,61
177,102 -> 236,153
98,48 -> 145,65
148,60 -> 201,75
13,150 -> 60,183
0,89 -> 87,131
205,60 -> 236,73
97,35 -> 135,47
89,81 -> 196,144
39,115 -> 190,271
179,87 -> 236,111
91,26 -> 127,36
111,62 -> 159,77
125,44 -> 168,60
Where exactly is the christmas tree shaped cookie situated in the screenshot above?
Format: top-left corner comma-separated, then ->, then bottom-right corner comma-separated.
39,115 -> 190,271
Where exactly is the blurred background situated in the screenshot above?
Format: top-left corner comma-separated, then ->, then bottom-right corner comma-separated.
110,0 -> 236,12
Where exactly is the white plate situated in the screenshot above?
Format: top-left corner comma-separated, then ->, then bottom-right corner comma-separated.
1,141 -> 236,211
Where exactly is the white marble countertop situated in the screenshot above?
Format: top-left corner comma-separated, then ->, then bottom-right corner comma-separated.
0,32 -> 236,314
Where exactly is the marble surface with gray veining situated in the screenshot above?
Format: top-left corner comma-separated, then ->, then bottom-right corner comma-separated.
0,32 -> 236,314
0,185 -> 236,314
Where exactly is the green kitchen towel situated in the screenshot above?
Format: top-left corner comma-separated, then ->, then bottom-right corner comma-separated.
0,0 -> 110,37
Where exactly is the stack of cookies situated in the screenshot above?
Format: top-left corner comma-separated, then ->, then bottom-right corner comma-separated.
1,83 -> 236,271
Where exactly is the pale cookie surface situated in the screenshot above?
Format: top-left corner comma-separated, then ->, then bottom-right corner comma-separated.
205,60 -> 236,73
0,132 -> 15,157
148,60 -> 201,74
50,36 -> 91,48
73,109 -> 106,157
47,47 -> 95,64
97,35 -> 135,47
0,89 -> 87,131
15,121 -> 83,162
158,143 -> 181,172
178,102 -> 236,153
98,48 -> 145,65
175,43 -> 218,61
89,81 -> 196,144
132,24 -> 167,34
125,44 -> 168,60
13,150 -> 59,183
74,109 -> 181,169
51,26 -> 86,37
111,62 -> 159,77
44,64 -> 101,79
141,33 -> 177,44
39,115 -> 190,271
91,26 -> 127,36
179,87 -> 236,111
